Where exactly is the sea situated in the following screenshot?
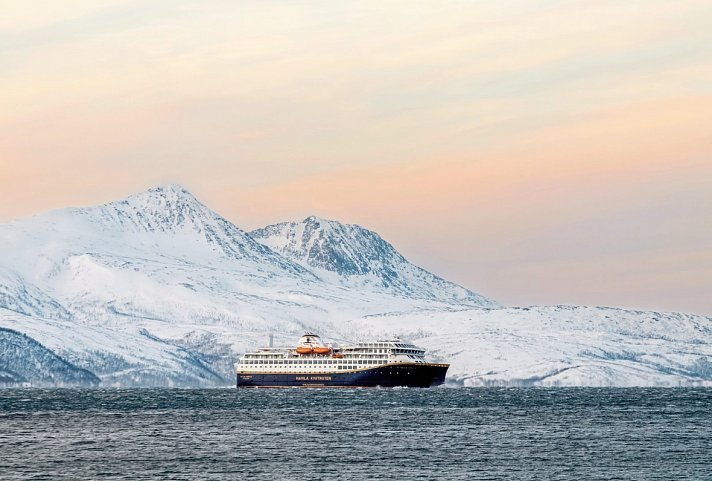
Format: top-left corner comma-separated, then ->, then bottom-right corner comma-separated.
1,388 -> 710,480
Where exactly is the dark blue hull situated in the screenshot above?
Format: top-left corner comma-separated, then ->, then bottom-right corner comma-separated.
236,363 -> 449,388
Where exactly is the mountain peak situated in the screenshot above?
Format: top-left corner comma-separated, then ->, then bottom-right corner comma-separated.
303,215 -> 331,223
86,184 -> 215,236
89,186 -> 312,271
153,183 -> 198,197
125,184 -> 201,207
301,215 -> 340,228
2,184 -> 315,281
250,217 -> 499,307
161,183 -> 190,193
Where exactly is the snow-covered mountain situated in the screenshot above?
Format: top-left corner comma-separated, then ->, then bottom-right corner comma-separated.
0,185 -> 494,385
0,309 -> 223,386
1,184 -> 312,281
356,305 -> 712,387
0,326 -> 100,386
1,185 -> 711,387
250,216 -> 497,307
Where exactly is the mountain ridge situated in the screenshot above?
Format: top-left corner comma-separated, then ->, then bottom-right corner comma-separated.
250,215 -> 498,307
1,185 -> 710,387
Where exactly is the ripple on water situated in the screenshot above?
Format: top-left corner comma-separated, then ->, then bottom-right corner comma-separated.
0,388 -> 710,480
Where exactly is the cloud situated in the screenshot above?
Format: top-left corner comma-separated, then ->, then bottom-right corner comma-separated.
0,1 -> 710,313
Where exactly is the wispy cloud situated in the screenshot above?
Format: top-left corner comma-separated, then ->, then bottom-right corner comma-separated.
1,1 -> 710,313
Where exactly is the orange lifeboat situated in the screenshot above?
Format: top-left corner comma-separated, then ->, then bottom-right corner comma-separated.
331,352 -> 344,359
313,346 -> 331,355
296,346 -> 313,355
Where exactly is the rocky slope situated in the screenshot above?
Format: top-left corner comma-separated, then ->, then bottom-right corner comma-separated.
250,216 -> 497,307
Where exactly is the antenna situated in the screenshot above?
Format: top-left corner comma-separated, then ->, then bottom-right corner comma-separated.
269,333 -> 274,348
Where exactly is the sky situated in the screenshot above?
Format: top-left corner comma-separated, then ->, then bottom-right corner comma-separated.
1,1 -> 711,315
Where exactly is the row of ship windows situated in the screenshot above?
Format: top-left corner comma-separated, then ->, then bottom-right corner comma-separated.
248,364 -> 372,369
247,349 -> 424,360
250,350 -> 423,358
243,355 -> 424,364
243,359 -> 386,365
346,349 -> 422,354
346,349 -> 394,354
245,352 -> 392,360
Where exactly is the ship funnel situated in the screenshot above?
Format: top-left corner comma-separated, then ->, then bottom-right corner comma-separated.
269,333 -> 274,347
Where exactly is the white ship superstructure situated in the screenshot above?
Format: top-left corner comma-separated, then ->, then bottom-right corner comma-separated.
236,333 -> 448,387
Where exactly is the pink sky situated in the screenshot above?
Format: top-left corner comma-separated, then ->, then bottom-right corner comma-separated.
1,1 -> 710,314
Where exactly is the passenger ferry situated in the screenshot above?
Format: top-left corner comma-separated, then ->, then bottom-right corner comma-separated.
236,332 -> 449,388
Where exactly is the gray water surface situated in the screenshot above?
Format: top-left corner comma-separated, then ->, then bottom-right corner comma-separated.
1,388 -> 710,480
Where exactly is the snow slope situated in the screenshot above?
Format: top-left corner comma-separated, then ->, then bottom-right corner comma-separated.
1,185 -> 710,387
0,185 -> 490,384
0,309 -> 222,386
0,326 -> 100,386
250,216 -> 497,307
355,305 -> 712,387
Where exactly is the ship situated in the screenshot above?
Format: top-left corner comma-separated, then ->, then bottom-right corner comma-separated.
235,332 -> 449,388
